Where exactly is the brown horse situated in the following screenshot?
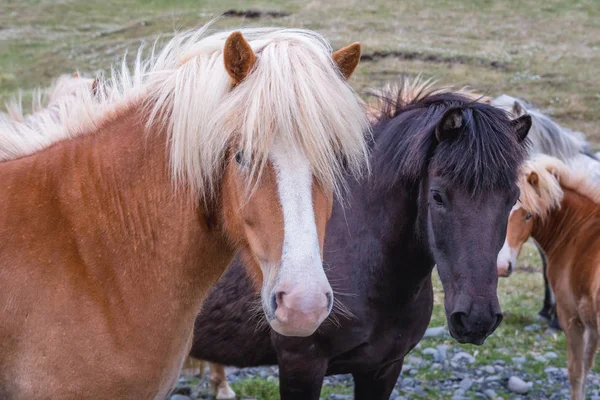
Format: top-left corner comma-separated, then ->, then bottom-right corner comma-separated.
500,155 -> 600,400
0,25 -> 369,399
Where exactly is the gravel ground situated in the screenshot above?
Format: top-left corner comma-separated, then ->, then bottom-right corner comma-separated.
169,323 -> 600,400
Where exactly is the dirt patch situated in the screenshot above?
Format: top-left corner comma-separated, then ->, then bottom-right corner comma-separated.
222,9 -> 290,19
360,50 -> 509,71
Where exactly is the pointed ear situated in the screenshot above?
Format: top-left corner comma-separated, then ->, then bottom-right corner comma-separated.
72,71 -> 80,78
332,42 -> 361,80
527,171 -> 539,188
512,114 -> 531,143
436,108 -> 464,142
512,100 -> 526,117
223,31 -> 257,85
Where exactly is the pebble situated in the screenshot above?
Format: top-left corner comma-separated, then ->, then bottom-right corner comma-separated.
533,355 -> 547,363
170,396 -> 191,400
422,347 -> 438,358
545,351 -> 558,359
512,356 -> 527,365
459,378 -> 473,391
545,366 -> 559,374
484,389 -> 498,399
482,365 -> 495,374
328,395 -> 352,400
485,375 -> 502,382
452,352 -> 476,364
524,324 -> 541,332
424,326 -> 447,338
508,376 -> 529,394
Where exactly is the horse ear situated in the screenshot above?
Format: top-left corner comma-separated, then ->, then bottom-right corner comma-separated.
512,101 -> 526,117
512,114 -> 531,143
223,31 -> 257,85
527,171 -> 539,188
332,42 -> 361,80
72,71 -> 80,78
436,108 -> 464,142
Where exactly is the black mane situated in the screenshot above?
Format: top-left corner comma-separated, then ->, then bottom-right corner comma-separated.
372,83 -> 527,194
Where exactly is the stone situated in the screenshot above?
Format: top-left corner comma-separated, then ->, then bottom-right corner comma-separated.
170,396 -> 191,400
328,395 -> 352,400
485,375 -> 502,382
545,351 -> 558,359
507,376 -> 529,394
422,347 -> 438,358
452,352 -> 476,364
482,365 -> 495,374
524,323 -> 541,332
436,345 -> 448,362
484,389 -> 497,399
545,366 -> 559,374
512,356 -> 526,365
533,355 -> 547,363
424,326 -> 447,338
459,378 -> 473,391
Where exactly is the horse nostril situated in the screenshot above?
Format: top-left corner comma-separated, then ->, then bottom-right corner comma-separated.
270,293 -> 278,313
451,312 -> 467,332
325,292 -> 333,311
492,313 -> 504,332
507,261 -> 513,275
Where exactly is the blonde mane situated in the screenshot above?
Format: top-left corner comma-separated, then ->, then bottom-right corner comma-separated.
518,155 -> 600,220
0,23 -> 370,201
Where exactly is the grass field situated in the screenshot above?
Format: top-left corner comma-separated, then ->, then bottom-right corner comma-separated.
2,1 -> 598,399
1,0 -> 599,146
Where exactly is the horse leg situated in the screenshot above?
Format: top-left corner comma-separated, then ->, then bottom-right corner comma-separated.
209,363 -> 236,400
583,328 -> 598,378
536,241 -> 554,321
353,360 -> 403,400
277,356 -> 328,400
559,306 -> 586,400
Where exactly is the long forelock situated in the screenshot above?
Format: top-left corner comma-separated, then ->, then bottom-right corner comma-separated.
150,27 -> 370,201
373,85 -> 526,194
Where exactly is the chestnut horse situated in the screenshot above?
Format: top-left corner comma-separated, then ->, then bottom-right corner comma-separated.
499,155 -> 600,400
187,78 -> 531,400
0,25 -> 369,399
494,95 -> 600,329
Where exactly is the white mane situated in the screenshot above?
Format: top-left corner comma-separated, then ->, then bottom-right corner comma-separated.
1,24 -> 370,201
491,94 -> 591,161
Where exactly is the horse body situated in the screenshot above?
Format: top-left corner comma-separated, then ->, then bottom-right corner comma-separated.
502,156 -> 600,400
0,108 -> 229,399
191,82 -> 530,400
0,25 -> 369,398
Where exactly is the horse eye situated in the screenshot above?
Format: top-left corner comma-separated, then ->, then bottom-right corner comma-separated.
234,150 -> 244,165
432,192 -> 443,205
525,213 -> 532,220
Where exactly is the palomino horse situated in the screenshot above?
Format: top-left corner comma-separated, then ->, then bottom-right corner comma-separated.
494,95 -> 600,329
0,25 -> 370,399
499,155 -> 600,400
187,78 -> 531,400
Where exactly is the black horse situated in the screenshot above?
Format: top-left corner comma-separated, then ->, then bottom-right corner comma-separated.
189,82 -> 531,400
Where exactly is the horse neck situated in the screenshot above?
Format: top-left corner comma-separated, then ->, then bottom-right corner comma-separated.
37,105 -> 235,313
347,149 -> 433,292
532,188 -> 600,268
